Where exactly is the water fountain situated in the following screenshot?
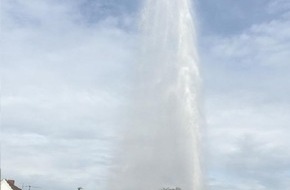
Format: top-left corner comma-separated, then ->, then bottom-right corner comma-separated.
108,0 -> 202,189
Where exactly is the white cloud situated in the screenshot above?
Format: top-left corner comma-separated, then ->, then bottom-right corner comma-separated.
207,19 -> 290,68
1,0 -> 137,190
202,3 -> 290,189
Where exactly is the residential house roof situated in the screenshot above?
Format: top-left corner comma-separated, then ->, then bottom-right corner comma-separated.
1,179 -> 22,190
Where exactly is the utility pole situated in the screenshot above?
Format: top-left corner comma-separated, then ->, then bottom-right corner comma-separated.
23,185 -> 41,190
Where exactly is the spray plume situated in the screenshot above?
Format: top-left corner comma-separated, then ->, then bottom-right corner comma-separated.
107,0 -> 202,189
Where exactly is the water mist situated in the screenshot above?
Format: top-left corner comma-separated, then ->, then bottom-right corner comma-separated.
107,0 -> 203,190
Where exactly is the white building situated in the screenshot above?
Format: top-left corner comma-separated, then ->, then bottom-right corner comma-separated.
1,179 -> 22,190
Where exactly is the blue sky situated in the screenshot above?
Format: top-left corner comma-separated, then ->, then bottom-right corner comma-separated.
1,0 -> 290,190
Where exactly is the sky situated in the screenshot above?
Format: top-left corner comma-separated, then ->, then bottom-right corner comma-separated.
1,0 -> 290,190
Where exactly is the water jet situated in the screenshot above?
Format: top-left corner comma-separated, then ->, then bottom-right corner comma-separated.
108,0 -> 202,189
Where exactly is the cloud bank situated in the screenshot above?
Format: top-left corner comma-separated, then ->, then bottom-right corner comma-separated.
1,0 -> 137,189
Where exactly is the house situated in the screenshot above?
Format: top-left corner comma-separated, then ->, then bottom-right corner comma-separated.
1,179 -> 22,190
